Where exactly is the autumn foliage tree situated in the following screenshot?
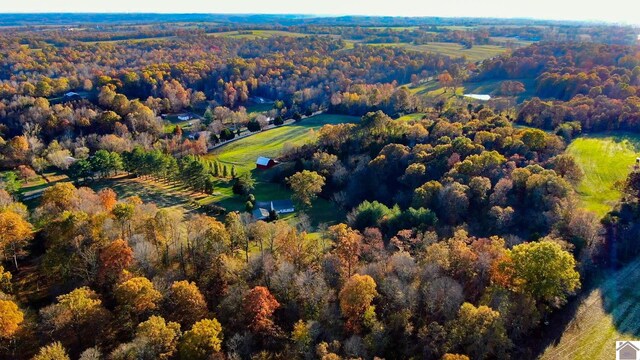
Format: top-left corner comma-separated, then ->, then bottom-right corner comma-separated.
134,316 -> 182,360
329,224 -> 362,278
492,240 -> 580,309
438,71 -> 454,92
164,281 -> 208,328
0,210 -> 33,270
447,303 -> 511,359
0,299 -> 24,340
115,276 -> 162,319
98,188 -> 118,211
40,287 -> 110,349
32,342 -> 70,360
178,318 -> 223,360
287,170 -> 325,207
339,274 -> 378,334
243,286 -> 281,336
97,239 -> 134,286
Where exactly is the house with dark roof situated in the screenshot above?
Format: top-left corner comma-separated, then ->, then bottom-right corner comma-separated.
252,200 -> 295,220
256,156 -> 277,170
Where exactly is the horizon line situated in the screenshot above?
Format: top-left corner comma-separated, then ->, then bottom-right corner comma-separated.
0,12 -> 637,27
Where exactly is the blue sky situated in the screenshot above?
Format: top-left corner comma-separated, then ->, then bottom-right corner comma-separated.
7,0 -> 640,25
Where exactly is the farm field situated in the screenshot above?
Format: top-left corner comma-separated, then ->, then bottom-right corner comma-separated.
347,41 -> 513,62
566,133 -> 640,217
403,42 -> 508,62
364,26 -> 420,31
209,30 -> 309,39
541,258 -> 640,360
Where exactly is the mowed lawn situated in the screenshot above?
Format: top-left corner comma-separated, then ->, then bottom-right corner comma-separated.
208,114 -> 359,173
203,114 -> 359,224
541,258 -> 640,360
566,133 -> 640,217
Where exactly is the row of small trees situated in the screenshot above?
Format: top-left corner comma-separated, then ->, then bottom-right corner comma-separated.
68,148 -> 237,195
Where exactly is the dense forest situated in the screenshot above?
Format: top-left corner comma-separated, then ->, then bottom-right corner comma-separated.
0,14 -> 639,360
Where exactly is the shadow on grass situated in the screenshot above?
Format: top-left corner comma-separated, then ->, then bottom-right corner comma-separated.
579,131 -> 640,152
522,259 -> 640,359
516,270 -> 607,359
91,177 -> 190,209
600,260 -> 640,337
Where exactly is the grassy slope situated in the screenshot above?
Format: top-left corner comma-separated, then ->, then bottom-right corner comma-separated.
208,114 -> 358,173
566,133 -> 640,217
541,133 -> 640,359
541,259 -> 640,360
203,114 -> 359,223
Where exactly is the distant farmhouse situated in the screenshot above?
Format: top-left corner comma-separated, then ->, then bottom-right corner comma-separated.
252,200 -> 295,220
256,156 -> 277,170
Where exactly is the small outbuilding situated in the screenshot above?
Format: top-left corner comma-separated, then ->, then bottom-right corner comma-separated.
256,156 -> 277,170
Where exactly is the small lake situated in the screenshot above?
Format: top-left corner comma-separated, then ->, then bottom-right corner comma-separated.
464,94 -> 491,101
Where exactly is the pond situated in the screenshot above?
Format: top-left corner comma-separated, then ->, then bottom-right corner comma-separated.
464,94 -> 491,101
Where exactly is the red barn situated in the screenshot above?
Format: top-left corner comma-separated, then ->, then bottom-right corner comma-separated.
256,156 -> 276,170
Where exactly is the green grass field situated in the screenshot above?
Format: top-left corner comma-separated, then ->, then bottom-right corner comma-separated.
541,258 -> 640,360
403,42 -> 508,62
395,113 -> 427,122
202,114 -> 359,223
566,133 -> 640,217
208,114 -> 359,173
539,133 -> 640,359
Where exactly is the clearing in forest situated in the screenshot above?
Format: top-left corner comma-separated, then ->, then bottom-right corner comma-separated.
566,133 -> 640,217
201,114 -> 359,222
540,133 -> 640,360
